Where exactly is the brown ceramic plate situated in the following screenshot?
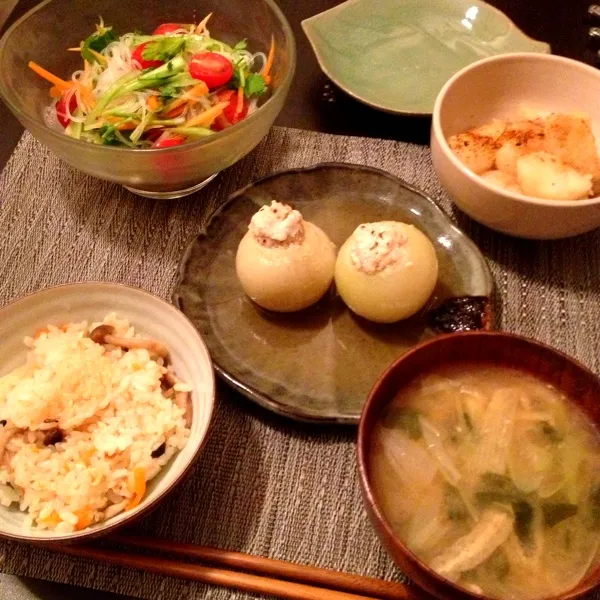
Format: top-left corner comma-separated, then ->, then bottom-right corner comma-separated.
173,163 -> 494,424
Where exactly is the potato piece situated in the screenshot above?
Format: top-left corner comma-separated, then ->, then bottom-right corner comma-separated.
517,104 -> 551,121
480,170 -> 523,194
497,119 -> 546,152
448,132 -> 497,174
516,151 -> 592,200
494,119 -> 547,176
472,119 -> 506,141
543,113 -> 600,177
496,142 -> 527,176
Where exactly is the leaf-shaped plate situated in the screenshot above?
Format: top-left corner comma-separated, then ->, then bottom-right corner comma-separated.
302,0 -> 550,116
174,164 -> 494,424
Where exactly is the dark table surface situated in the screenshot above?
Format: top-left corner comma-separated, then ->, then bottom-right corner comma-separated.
0,0 -> 597,598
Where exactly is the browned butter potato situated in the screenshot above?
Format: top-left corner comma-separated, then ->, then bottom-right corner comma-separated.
334,222 -> 438,324
236,202 -> 336,312
447,108 -> 600,200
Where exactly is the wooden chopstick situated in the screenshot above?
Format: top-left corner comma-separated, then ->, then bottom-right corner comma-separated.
51,543 -> 382,600
111,535 -> 413,600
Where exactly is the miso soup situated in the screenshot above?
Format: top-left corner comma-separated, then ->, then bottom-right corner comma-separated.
370,364 -> 600,600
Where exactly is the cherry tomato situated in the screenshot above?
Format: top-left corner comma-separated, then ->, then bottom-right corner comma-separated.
132,42 -> 164,70
153,135 -> 186,149
189,52 -> 233,89
56,92 -> 78,128
153,23 -> 184,35
212,89 -> 248,131
144,129 -> 164,143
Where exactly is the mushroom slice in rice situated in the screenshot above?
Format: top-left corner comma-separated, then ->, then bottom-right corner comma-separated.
175,391 -> 193,428
89,325 -> 170,358
0,424 -> 19,463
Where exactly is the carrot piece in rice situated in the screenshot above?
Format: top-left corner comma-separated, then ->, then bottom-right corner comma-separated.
125,466 -> 146,510
75,507 -> 94,530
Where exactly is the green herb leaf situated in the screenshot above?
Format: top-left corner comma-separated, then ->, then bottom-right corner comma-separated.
463,410 -> 474,432
159,84 -> 178,99
538,421 -> 564,443
142,37 -> 186,62
233,39 -> 247,51
444,484 -> 469,521
382,407 -> 422,440
81,22 -> 116,64
475,473 -> 522,507
512,500 -> 534,548
244,72 -> 268,97
542,502 -> 578,528
99,125 -> 119,145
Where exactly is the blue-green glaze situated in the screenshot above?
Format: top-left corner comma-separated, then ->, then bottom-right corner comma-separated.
302,0 -> 550,115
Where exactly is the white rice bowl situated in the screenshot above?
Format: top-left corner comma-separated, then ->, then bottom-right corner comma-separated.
0,283 -> 214,542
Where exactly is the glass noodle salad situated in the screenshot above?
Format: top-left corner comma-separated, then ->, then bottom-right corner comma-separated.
28,15 -> 274,148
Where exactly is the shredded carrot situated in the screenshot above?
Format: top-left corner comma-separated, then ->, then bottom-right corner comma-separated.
162,81 -> 209,116
81,449 -> 95,463
125,467 -> 146,511
184,101 -> 229,128
49,85 -> 63,98
105,116 -> 140,130
195,12 -> 213,34
146,95 -> 162,111
78,84 -> 96,111
74,507 -> 94,530
28,61 -> 73,91
235,86 -> 244,117
68,47 -> 82,52
117,121 -> 140,131
262,35 -> 275,84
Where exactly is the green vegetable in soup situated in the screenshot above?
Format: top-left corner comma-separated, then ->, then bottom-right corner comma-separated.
463,410 -> 474,433
512,500 -> 534,548
370,364 -> 600,600
475,473 -> 522,507
444,483 -> 470,521
542,502 -> 578,528
589,484 -> 600,530
539,421 -> 564,444
382,407 -> 422,440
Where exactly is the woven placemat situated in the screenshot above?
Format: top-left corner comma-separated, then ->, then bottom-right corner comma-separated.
1,126 -> 600,600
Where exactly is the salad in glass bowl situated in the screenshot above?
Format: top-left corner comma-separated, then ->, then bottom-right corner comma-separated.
28,15 -> 275,149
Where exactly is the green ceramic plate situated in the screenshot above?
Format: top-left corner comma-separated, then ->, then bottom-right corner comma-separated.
174,164 -> 494,424
302,0 -> 550,116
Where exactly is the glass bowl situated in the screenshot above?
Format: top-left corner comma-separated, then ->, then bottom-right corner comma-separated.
0,0 -> 295,199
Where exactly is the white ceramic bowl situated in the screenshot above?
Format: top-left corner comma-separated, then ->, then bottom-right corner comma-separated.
0,282 -> 215,543
431,53 -> 600,239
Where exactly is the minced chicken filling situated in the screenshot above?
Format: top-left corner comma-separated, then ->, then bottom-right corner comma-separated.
350,223 -> 408,274
249,201 -> 305,247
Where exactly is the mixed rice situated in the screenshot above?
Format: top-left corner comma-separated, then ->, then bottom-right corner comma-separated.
0,314 -> 191,533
